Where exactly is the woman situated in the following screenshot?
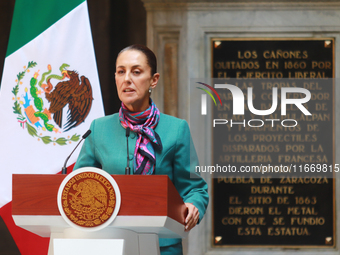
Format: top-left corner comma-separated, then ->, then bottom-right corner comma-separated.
74,44 -> 209,254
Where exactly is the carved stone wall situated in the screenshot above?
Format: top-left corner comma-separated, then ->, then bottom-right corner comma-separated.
141,1 -> 340,254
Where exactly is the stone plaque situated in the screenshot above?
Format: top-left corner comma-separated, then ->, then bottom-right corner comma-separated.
211,38 -> 335,247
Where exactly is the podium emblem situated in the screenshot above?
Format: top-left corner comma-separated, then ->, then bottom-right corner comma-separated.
57,167 -> 121,231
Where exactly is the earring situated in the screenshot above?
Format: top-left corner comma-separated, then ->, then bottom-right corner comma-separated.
149,88 -> 152,93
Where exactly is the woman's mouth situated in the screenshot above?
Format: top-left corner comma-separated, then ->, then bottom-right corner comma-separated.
123,88 -> 135,92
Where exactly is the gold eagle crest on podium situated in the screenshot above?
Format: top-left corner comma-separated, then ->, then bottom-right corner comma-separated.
61,172 -> 116,227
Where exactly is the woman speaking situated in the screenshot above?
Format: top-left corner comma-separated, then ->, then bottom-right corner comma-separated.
74,44 -> 209,254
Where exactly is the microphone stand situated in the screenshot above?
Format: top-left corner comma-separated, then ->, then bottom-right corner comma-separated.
125,127 -> 131,175
62,130 -> 91,174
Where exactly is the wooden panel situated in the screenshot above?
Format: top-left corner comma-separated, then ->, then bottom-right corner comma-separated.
12,174 -> 185,224
12,174 -> 63,216
167,177 -> 187,225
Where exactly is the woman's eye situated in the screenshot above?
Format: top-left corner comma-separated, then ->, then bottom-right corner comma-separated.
117,70 -> 124,74
133,70 -> 141,75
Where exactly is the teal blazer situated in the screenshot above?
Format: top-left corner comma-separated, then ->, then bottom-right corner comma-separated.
74,113 -> 209,247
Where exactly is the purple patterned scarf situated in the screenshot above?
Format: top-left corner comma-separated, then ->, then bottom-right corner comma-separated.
119,100 -> 162,174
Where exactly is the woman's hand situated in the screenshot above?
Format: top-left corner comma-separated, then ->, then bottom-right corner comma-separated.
184,203 -> 199,231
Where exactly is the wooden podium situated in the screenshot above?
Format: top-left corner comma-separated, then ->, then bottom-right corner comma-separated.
12,174 -> 188,255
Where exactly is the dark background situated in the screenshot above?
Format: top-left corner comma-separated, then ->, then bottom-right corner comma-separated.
0,0 -> 147,115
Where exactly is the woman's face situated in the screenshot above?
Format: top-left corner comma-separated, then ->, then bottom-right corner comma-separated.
115,49 -> 159,112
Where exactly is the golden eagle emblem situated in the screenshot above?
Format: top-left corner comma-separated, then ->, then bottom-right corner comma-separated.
61,172 -> 116,227
70,179 -> 108,220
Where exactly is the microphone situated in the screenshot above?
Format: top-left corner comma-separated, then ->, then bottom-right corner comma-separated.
61,130 -> 92,174
125,127 -> 130,175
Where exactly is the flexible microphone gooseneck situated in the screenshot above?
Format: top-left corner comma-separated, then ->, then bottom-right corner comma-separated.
61,130 -> 92,174
125,127 -> 131,175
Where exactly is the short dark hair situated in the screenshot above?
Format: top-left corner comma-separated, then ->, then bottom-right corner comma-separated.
118,44 -> 157,75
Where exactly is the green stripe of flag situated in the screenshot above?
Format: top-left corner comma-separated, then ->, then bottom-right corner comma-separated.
6,0 -> 85,57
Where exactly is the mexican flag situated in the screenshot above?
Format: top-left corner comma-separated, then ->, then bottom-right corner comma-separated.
0,0 -> 104,254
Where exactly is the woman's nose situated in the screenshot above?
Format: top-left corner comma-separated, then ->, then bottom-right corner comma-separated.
124,71 -> 132,83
